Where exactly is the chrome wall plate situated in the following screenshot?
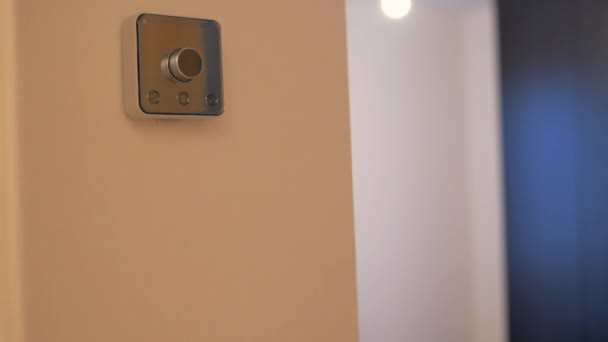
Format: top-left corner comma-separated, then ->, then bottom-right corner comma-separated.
122,14 -> 224,119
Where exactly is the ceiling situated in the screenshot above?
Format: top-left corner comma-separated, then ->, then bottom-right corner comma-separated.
422,0 -> 491,7
349,0 -> 492,9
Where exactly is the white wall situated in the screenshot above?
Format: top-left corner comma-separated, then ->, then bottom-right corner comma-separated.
463,6 -> 508,342
346,1 -> 506,341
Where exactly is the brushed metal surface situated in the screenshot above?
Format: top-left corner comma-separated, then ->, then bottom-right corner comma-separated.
135,14 -> 223,116
166,48 -> 203,82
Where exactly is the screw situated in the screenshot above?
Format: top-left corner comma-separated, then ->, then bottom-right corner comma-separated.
206,93 -> 219,106
147,90 -> 160,104
177,92 -> 191,105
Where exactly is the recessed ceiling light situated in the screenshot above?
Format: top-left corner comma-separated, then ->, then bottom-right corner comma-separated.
381,0 -> 412,19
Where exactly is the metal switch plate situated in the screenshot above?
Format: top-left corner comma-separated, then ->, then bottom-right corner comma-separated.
122,14 -> 224,119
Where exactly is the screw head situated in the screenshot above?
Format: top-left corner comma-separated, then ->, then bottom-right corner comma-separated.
206,93 -> 219,106
177,92 -> 191,105
147,90 -> 161,104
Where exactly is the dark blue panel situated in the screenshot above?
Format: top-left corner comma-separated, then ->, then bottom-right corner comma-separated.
501,0 -> 608,341
499,1 -> 583,341
575,2 -> 608,341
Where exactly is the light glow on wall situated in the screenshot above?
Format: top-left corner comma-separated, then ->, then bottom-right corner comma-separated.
381,0 -> 412,19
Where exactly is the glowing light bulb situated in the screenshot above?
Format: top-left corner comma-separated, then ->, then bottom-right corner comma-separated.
381,0 -> 412,19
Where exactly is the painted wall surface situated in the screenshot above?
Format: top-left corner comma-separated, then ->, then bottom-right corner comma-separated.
346,1 -> 506,341
464,6 -> 507,342
4,0 -> 359,341
1,0 -> 22,340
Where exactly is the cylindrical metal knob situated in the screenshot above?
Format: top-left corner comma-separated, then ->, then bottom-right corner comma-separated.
166,48 -> 203,82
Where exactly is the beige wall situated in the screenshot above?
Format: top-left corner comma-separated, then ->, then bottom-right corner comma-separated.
1,0 -> 23,340
3,1 -> 359,341
347,1 -> 506,341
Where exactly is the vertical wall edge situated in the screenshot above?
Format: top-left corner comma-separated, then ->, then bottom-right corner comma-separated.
0,0 -> 24,340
